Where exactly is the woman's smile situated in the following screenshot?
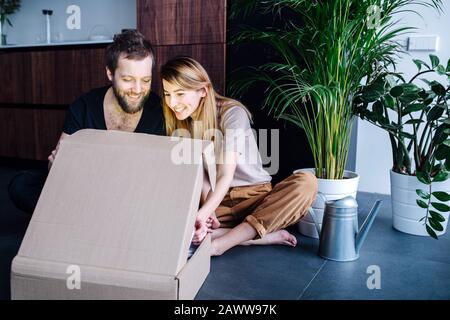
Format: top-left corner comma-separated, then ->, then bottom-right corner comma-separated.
173,105 -> 186,113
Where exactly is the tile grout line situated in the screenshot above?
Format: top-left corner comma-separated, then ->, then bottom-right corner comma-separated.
296,260 -> 328,300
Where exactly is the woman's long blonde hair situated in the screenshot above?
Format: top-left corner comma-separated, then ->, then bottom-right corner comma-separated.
160,56 -> 252,142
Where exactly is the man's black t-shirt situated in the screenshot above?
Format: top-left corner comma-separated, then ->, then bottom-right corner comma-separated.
8,87 -> 165,215
62,86 -> 165,135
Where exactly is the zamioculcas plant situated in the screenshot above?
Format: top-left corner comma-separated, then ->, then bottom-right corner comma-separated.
354,55 -> 450,238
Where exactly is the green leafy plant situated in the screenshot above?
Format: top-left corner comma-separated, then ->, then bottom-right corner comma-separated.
0,0 -> 21,29
354,54 -> 450,238
229,0 -> 443,180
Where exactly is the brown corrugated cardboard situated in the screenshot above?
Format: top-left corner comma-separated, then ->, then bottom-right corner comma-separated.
11,129 -> 214,300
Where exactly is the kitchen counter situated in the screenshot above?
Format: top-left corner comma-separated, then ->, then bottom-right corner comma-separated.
0,39 -> 113,50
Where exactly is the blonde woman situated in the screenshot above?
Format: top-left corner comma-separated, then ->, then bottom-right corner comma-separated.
161,56 -> 318,256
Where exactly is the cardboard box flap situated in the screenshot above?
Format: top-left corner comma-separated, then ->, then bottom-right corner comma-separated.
177,234 -> 211,299
12,255 -> 176,292
18,129 -> 214,277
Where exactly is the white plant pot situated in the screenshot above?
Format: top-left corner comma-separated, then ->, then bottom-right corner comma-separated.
294,168 -> 360,238
390,170 -> 450,236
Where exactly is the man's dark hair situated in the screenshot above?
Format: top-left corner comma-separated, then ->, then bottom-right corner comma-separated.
106,30 -> 155,74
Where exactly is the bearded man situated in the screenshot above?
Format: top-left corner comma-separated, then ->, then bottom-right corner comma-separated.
9,30 -> 164,215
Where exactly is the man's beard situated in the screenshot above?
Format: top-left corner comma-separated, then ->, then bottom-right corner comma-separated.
112,84 -> 150,114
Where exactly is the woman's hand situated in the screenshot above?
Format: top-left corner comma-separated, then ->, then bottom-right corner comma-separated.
192,217 -> 210,245
206,213 -> 221,230
192,213 -> 220,245
193,151 -> 237,245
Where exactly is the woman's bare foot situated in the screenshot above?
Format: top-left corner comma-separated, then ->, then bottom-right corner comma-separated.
211,228 -> 297,257
211,240 -> 223,256
211,228 -> 231,240
210,222 -> 257,257
245,230 -> 297,247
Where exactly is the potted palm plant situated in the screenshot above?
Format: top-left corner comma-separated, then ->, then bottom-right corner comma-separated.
229,0 -> 443,237
0,0 -> 21,45
354,55 -> 450,238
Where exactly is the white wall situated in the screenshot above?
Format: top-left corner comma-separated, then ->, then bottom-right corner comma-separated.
356,2 -> 450,194
2,0 -> 136,45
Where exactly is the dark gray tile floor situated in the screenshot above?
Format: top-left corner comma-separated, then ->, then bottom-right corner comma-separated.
1,163 -> 449,300
0,164 -> 32,300
198,192 -> 450,300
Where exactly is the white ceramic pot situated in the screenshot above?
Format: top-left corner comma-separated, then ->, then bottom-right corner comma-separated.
294,168 -> 360,238
390,170 -> 450,236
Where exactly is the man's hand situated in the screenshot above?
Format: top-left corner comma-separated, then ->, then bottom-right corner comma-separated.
48,149 -> 57,170
47,133 -> 68,171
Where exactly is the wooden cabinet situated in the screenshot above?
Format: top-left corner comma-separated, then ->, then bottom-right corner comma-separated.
138,0 -> 227,95
0,106 -> 66,160
0,51 -> 33,104
31,48 -> 109,105
0,45 -> 109,160
0,107 -> 37,159
0,46 -> 109,105
138,0 -> 225,45
0,0 -> 227,160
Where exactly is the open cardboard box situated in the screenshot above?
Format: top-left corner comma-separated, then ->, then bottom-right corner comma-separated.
11,129 -> 216,300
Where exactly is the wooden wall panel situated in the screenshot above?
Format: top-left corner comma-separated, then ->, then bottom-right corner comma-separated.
0,52 -> 33,104
0,107 -> 66,160
137,0 -> 226,45
33,109 -> 66,160
0,47 -> 108,105
0,108 -> 37,159
31,48 -> 109,105
152,43 -> 226,94
30,51 -> 57,105
53,48 -> 109,104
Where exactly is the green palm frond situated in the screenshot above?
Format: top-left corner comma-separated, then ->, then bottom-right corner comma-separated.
229,0 -> 443,179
